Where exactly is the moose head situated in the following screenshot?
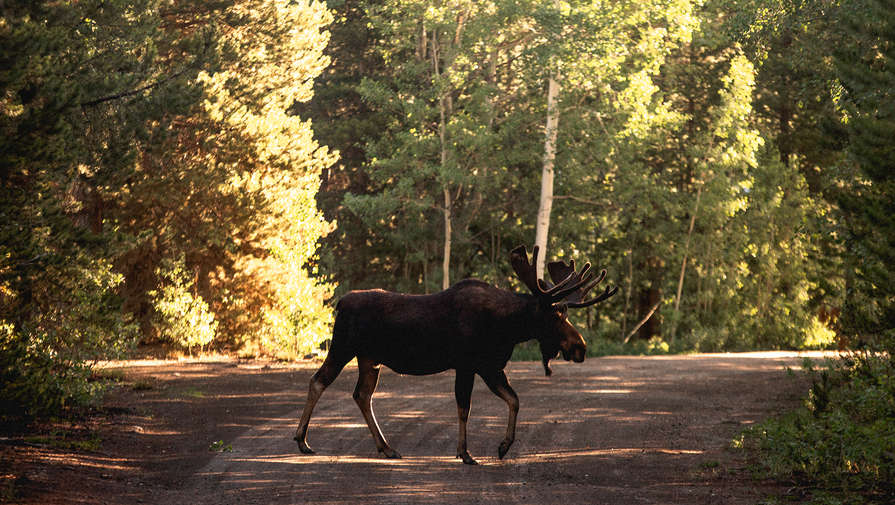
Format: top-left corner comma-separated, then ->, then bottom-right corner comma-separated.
510,245 -> 618,376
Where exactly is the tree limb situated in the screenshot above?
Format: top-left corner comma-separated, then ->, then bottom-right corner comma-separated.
80,38 -> 211,108
80,66 -> 194,108
623,300 -> 663,344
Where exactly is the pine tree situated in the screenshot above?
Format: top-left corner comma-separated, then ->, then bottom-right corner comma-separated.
113,0 -> 337,356
834,0 -> 895,347
1,0 -> 339,417
1,0 -> 187,415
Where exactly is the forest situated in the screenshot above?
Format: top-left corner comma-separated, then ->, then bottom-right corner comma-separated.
1,0 -> 893,498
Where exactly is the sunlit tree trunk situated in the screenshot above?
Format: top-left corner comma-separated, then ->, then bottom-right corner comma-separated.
535,74 -> 560,279
621,250 -> 633,340
433,29 -> 452,291
434,12 -> 468,290
442,183 -> 452,290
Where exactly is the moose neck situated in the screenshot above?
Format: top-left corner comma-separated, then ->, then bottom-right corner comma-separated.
506,293 -> 549,346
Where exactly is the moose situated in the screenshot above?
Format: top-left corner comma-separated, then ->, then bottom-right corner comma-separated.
294,245 -> 617,464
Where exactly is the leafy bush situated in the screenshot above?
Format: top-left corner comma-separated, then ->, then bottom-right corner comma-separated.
678,326 -> 739,353
801,317 -> 839,350
510,332 -> 681,361
252,250 -> 334,360
1,260 -> 138,419
1,323 -> 98,418
588,335 -> 680,357
150,258 -> 217,356
736,352 -> 895,502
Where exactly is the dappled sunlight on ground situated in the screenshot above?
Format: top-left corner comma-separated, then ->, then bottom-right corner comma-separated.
146,353 -> 818,505
10,353 -> 820,505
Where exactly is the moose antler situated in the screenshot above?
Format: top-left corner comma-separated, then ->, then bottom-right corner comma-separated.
510,245 -> 540,294
568,286 -> 618,308
511,245 -> 616,306
547,259 -> 618,308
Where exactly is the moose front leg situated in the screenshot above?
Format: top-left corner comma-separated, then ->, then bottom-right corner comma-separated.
481,370 -> 519,460
354,357 -> 400,459
454,369 -> 477,465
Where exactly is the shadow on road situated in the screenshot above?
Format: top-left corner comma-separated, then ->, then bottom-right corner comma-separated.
157,354 -> 815,505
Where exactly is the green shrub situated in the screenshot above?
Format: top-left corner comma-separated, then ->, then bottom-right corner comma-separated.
1,323 -> 98,418
149,257 -> 217,356
737,352 -> 895,502
0,259 -> 138,419
509,332 -> 682,361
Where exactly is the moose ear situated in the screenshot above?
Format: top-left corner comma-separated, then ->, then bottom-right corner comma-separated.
546,259 -> 575,288
547,260 -> 577,287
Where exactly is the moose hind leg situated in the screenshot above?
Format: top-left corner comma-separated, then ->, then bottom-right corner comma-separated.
481,370 -> 519,460
294,353 -> 350,454
354,357 -> 400,459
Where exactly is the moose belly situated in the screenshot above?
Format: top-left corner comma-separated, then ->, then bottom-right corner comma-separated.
372,338 -> 455,376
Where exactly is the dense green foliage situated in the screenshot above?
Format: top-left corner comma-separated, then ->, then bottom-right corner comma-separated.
738,353 -> 895,502
2,0 -> 162,417
308,0 -> 855,351
1,0 -> 335,418
2,12 -> 893,504
833,0 -> 895,346
731,1 -> 895,502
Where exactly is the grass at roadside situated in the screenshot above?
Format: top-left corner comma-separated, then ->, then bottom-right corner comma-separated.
511,334 -> 684,361
735,352 -> 894,505
23,432 -> 102,452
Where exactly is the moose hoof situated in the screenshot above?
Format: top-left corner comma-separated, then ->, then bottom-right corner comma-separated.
497,440 -> 513,460
295,437 -> 315,455
379,447 -> 402,459
456,451 -> 478,465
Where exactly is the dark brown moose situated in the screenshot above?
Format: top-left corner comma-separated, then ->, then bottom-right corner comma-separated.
294,245 -> 617,465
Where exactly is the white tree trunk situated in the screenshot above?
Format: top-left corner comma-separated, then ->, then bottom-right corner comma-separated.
442,186 -> 452,290
535,75 -> 560,278
431,29 -> 453,291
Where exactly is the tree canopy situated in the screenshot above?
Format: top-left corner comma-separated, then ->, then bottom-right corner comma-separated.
309,0 -> 892,354
1,0 -> 335,415
2,0 -> 892,415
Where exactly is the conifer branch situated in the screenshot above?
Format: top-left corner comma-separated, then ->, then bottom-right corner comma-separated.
79,66 -> 194,107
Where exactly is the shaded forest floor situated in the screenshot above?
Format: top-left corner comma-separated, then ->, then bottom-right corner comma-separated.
1,353 -> 830,504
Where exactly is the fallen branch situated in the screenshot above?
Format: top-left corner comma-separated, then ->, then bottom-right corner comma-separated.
623,300 -> 663,344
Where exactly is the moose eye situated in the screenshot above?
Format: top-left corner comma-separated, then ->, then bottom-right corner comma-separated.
556,305 -> 568,318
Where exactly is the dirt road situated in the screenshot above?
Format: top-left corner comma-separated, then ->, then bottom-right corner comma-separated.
165,354 -> 812,505
7,353 -> 821,505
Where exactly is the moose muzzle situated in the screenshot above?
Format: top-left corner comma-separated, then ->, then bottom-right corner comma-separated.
561,343 -> 586,362
559,332 -> 587,363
